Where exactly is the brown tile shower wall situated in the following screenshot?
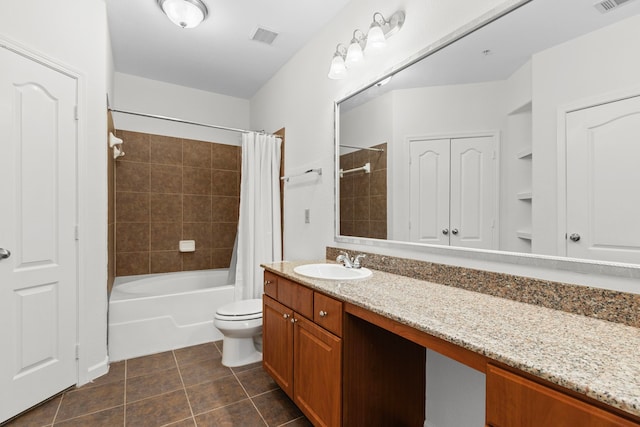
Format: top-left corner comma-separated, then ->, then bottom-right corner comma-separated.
340,143 -> 387,239
114,130 -> 241,276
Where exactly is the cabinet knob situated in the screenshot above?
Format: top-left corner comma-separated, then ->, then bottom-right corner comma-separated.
264,280 -> 273,286
291,318 -> 298,323
569,233 -> 581,242
283,313 -> 290,319
451,228 -> 459,235
319,310 -> 328,317
442,228 -> 449,235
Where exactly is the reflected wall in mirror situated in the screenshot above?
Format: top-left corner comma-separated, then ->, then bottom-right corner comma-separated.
336,0 -> 640,265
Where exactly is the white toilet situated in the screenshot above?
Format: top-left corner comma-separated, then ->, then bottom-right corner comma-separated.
214,298 -> 263,367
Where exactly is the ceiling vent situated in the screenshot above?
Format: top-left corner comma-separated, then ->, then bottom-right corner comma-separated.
250,27 -> 279,45
593,0 -> 633,13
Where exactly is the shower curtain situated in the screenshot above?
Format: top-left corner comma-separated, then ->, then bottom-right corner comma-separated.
233,132 -> 282,300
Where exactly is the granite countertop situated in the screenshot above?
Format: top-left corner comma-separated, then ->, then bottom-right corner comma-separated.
262,260 -> 640,419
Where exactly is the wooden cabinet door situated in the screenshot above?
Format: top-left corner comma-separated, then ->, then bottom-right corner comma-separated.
263,296 -> 294,397
487,365 -> 637,427
294,315 -> 342,427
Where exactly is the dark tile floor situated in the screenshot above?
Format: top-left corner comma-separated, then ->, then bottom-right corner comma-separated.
4,342 -> 311,427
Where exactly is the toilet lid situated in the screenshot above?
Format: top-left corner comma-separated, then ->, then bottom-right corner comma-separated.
216,298 -> 262,319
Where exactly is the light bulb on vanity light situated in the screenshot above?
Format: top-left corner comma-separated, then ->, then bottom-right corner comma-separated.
365,17 -> 386,53
345,30 -> 365,67
328,44 -> 348,79
365,11 -> 406,54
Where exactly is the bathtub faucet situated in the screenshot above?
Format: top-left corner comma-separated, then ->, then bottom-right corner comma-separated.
336,251 -> 366,269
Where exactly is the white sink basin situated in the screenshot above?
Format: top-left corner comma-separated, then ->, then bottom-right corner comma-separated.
293,263 -> 372,280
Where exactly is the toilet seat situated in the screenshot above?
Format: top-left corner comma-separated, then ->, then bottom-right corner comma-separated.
215,298 -> 262,321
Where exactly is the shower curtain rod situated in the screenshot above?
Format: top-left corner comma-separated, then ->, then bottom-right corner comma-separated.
108,108 -> 273,136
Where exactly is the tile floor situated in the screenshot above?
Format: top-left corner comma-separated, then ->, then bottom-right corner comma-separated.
3,342 -> 311,427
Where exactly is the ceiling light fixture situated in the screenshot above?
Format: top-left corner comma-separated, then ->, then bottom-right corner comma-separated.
157,0 -> 208,29
328,9 -> 405,80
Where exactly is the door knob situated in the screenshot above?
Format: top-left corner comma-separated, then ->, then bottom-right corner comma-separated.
0,248 -> 10,260
451,229 -> 459,235
442,228 -> 449,235
569,233 -> 581,242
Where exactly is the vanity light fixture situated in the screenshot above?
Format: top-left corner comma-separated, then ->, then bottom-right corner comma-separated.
157,0 -> 208,29
327,9 -> 405,80
328,44 -> 348,79
345,30 -> 366,67
365,11 -> 405,53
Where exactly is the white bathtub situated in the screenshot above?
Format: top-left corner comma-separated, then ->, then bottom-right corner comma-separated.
108,269 -> 234,362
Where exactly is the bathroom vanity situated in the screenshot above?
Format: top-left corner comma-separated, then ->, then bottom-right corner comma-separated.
262,261 -> 640,427
262,270 -> 342,427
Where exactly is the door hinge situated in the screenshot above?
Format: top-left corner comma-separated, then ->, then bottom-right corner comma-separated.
75,225 -> 79,241
74,106 -> 79,121
75,344 -> 80,360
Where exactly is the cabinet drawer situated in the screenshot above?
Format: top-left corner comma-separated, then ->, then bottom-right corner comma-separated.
486,364 -> 637,427
314,292 -> 343,337
264,271 -> 278,298
278,277 -> 313,319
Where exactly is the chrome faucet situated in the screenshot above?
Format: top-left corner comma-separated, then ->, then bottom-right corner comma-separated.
353,254 -> 366,268
336,251 -> 366,269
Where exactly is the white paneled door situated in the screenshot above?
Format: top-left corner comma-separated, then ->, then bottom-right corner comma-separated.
566,95 -> 640,264
409,135 -> 497,249
0,46 -> 78,422
449,136 -> 497,249
409,138 -> 450,245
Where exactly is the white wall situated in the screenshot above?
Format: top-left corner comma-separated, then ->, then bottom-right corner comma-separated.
0,0 -> 111,384
425,350 -> 486,427
112,72 -> 250,145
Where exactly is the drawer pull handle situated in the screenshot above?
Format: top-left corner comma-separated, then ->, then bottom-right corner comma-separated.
283,313 -> 290,319
319,310 -> 328,317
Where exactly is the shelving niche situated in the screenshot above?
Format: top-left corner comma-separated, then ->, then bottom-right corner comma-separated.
508,101 -> 533,249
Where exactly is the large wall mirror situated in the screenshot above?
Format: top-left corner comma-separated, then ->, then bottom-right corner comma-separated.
336,0 -> 640,270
